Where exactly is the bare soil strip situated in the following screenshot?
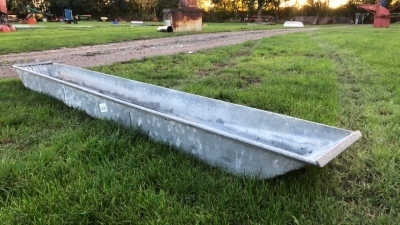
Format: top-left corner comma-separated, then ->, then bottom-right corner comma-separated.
0,28 -> 316,79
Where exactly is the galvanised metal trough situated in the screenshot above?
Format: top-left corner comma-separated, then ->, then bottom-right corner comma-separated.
13,62 -> 362,179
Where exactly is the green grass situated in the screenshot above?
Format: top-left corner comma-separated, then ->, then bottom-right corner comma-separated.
1,25 -> 400,224
94,35 -> 338,124
0,21 -> 284,54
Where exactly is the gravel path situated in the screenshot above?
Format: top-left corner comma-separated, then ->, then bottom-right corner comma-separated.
0,28 -> 317,79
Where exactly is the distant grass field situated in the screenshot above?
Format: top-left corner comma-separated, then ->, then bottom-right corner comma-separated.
0,21 -> 286,54
1,25 -> 400,224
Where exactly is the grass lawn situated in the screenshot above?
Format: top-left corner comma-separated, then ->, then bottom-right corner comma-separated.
1,24 -> 400,224
0,21 -> 288,54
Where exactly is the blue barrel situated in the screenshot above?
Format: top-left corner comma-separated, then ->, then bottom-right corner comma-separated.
64,9 -> 73,22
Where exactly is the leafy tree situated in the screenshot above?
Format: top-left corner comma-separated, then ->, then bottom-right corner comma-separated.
155,0 -> 179,19
306,0 -> 329,22
256,0 -> 268,22
268,0 -> 289,20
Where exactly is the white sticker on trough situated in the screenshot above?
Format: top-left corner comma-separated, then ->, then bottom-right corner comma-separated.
99,103 -> 108,112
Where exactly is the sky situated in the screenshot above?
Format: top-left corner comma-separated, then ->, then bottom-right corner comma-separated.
287,0 -> 348,8
202,0 -> 348,10
202,0 -> 349,10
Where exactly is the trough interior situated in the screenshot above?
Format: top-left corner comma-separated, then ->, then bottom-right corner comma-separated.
23,63 -> 353,159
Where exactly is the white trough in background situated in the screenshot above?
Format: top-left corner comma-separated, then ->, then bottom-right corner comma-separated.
283,21 -> 305,27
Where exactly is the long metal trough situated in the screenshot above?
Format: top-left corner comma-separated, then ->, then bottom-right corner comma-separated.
13,62 -> 362,179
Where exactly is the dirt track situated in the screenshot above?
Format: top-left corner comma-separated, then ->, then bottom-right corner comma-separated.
0,28 -> 317,79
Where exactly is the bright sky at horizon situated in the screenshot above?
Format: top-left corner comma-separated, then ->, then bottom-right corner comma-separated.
285,0 -> 348,8
203,0 -> 349,10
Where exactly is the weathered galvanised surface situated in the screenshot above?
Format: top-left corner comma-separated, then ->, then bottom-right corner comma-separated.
13,62 -> 362,179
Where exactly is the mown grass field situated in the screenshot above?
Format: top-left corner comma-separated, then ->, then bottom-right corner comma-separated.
1,24 -> 400,224
0,21 -> 288,54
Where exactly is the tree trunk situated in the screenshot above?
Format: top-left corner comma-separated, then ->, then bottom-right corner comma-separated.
275,7 -> 279,21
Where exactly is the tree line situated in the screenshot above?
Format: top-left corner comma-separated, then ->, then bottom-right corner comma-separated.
5,0 -> 400,22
